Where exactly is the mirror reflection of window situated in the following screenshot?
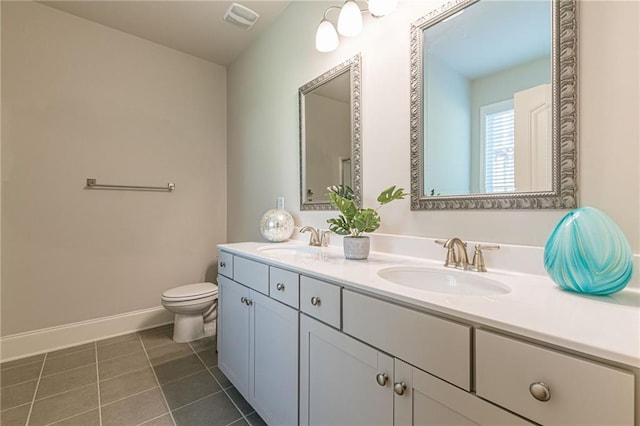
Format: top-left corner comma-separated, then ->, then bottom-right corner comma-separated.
423,0 -> 551,196
480,99 -> 515,193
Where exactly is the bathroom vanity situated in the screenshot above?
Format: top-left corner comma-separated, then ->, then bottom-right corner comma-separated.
217,242 -> 638,425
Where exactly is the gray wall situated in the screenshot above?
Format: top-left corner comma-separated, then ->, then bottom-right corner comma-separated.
1,2 -> 227,335
227,1 -> 639,253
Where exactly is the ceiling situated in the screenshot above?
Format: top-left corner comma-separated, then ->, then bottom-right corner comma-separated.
39,1 -> 291,66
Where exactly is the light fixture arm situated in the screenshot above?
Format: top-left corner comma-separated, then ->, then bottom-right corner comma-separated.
315,0 -> 394,52
322,5 -> 342,21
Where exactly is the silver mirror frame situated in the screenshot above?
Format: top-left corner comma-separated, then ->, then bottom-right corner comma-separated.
299,54 -> 362,210
409,0 -> 577,209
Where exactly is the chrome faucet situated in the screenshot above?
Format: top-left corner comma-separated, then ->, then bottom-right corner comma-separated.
436,238 -> 500,272
300,226 -> 330,247
436,237 -> 470,270
470,244 -> 500,272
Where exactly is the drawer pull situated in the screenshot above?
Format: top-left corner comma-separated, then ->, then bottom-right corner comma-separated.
240,296 -> 246,304
376,373 -> 388,386
276,282 -> 286,291
311,296 -> 321,306
394,382 -> 407,396
219,261 -> 226,268
529,382 -> 551,402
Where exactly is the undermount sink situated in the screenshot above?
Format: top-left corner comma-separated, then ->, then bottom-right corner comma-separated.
377,266 -> 511,296
257,244 -> 322,256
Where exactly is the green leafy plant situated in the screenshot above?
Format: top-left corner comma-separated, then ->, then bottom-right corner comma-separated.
326,185 -> 407,237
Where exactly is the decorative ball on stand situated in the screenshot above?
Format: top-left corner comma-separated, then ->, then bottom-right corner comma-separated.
260,209 -> 294,242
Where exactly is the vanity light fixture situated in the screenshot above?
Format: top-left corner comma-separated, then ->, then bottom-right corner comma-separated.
337,0 -> 363,37
315,0 -> 397,52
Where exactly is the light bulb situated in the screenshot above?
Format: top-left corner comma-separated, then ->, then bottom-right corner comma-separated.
315,19 -> 339,52
368,0 -> 397,17
337,0 -> 363,37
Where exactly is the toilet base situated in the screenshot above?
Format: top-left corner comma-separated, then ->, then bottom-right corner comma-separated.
203,319 -> 217,338
172,314 -> 217,343
172,313 -> 205,343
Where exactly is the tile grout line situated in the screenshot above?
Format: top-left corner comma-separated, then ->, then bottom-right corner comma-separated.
138,332 -> 178,426
32,382 -> 96,405
0,359 -> 45,373
99,384 -> 162,408
222,387 -> 252,426
135,412 -> 172,426
192,347 -> 250,426
162,387 -> 227,416
38,361 -> 96,382
24,352 -> 48,425
42,407 -> 97,426
94,342 -> 103,426
97,364 -> 151,383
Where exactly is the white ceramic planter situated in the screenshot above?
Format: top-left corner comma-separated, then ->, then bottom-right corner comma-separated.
343,236 -> 370,260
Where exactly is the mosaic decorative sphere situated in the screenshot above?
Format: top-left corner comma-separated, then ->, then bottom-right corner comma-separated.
259,209 -> 294,242
544,207 -> 633,295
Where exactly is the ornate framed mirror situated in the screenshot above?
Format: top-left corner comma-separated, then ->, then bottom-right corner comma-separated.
299,54 -> 362,210
409,0 -> 577,209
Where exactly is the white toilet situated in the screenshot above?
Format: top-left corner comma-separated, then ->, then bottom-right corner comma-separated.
161,282 -> 218,343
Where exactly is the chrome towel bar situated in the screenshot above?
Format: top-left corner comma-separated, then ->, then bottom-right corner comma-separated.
85,178 -> 175,192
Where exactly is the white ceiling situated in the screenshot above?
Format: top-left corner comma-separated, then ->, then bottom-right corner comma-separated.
39,1 -> 291,66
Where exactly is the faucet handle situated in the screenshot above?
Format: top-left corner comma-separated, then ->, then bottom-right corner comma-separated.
300,226 -> 321,246
471,244 -> 500,272
434,239 -> 447,246
319,231 -> 331,247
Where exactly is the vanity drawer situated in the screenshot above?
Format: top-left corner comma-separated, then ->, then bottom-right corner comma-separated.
343,289 -> 471,391
300,276 -> 341,329
269,267 -> 299,308
218,251 -> 234,279
233,256 -> 269,295
475,329 -> 635,425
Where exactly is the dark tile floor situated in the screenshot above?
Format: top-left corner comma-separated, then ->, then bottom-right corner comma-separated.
0,325 -> 266,426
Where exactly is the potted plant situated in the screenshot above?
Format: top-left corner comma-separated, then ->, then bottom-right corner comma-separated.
326,184 -> 407,259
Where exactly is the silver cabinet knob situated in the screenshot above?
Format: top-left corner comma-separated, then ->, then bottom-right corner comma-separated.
311,296 -> 321,306
529,382 -> 551,402
376,373 -> 388,386
276,283 -> 285,291
219,261 -> 226,268
393,382 -> 407,396
240,296 -> 252,306
240,296 -> 247,304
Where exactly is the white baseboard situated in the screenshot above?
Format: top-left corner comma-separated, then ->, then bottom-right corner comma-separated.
0,306 -> 174,362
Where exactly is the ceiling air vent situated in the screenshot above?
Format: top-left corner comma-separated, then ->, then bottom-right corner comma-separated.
223,3 -> 260,30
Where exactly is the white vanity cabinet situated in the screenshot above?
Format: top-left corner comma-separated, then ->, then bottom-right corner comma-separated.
299,308 -> 531,426
217,256 -> 298,426
475,329 -> 635,425
394,359 -> 532,426
218,247 -> 637,426
299,314 -> 394,426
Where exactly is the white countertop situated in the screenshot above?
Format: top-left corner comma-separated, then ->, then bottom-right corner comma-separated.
218,241 -> 640,369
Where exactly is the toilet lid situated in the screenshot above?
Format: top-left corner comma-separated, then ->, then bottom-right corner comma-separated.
162,282 -> 218,300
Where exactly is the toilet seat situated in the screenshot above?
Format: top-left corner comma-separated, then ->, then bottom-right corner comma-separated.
162,282 -> 218,301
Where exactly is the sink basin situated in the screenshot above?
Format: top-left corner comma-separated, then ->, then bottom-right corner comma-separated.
257,244 -> 322,256
377,266 -> 510,296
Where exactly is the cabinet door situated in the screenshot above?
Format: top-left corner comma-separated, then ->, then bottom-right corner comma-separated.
218,275 -> 250,397
394,359 -> 532,426
249,291 -> 298,426
300,315 -> 393,426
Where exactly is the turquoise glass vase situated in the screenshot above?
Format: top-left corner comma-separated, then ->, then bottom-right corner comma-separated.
544,207 -> 633,295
